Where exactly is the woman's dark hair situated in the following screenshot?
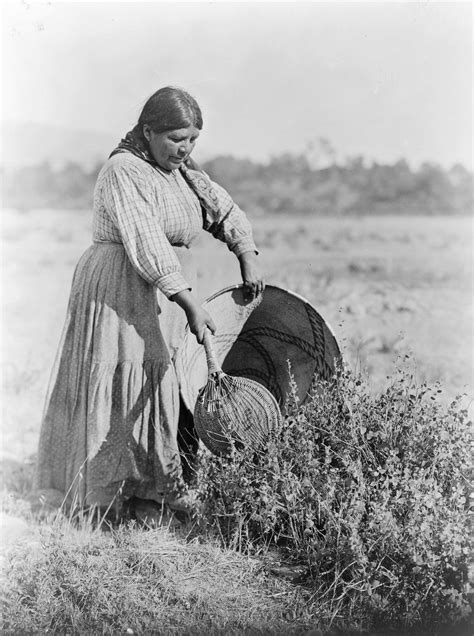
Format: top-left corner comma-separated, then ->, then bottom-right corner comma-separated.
138,87 -> 203,133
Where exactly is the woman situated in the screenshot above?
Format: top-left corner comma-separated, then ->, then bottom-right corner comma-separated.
35,87 -> 264,519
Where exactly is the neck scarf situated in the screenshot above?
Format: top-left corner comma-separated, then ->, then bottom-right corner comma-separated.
109,125 -> 226,224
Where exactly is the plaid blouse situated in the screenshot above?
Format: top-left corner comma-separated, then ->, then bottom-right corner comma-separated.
93,153 -> 257,298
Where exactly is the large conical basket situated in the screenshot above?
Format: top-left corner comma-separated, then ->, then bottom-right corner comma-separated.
176,285 -> 342,418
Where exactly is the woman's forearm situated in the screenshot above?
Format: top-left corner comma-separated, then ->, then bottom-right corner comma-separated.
171,289 -> 216,342
238,250 -> 258,263
238,251 -> 265,300
171,289 -> 201,314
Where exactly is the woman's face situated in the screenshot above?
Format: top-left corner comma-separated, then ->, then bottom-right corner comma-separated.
143,124 -> 200,171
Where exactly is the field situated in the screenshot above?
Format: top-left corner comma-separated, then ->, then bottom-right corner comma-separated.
1,208 -> 472,633
1,209 -> 472,461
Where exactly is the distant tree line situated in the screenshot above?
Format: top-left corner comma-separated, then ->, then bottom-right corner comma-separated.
1,151 -> 472,215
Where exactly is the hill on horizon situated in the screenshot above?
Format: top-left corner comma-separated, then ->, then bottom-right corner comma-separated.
1,121 -> 118,170
1,121 -> 472,216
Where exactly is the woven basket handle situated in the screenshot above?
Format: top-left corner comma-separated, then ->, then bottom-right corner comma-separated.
202,330 -> 222,375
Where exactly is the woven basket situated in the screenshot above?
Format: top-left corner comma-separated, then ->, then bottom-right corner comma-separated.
176,284 -> 342,416
193,330 -> 282,455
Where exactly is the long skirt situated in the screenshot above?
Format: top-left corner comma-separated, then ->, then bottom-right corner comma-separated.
35,242 -> 196,509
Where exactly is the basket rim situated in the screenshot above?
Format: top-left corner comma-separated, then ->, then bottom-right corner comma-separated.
189,283 -> 341,356
177,283 -> 343,416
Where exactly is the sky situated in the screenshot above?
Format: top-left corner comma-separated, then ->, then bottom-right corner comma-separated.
1,0 -> 472,168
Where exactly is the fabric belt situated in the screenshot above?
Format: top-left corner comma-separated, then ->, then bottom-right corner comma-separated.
92,240 -> 190,249
93,240 -> 123,246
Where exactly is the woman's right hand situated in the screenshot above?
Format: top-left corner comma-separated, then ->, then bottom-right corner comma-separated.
171,289 -> 216,343
186,306 -> 216,343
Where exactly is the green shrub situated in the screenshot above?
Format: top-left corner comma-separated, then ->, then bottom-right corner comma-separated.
196,366 -> 472,633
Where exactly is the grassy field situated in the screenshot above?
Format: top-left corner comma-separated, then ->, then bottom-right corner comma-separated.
1,208 -> 472,634
1,208 -> 472,461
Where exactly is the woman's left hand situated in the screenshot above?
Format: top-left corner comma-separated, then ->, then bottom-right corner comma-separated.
238,251 -> 265,301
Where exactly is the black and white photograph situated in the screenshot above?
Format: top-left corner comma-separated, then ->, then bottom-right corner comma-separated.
1,1 -> 472,633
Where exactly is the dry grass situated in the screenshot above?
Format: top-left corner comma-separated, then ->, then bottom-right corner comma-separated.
0,207 -> 472,634
0,461 -> 313,634
1,510 -> 311,634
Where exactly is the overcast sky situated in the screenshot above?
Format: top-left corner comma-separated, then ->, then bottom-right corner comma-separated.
1,1 -> 472,168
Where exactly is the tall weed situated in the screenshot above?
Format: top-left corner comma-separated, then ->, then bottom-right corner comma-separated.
196,365 -> 471,632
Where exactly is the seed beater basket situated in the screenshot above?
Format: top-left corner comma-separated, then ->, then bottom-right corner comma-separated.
194,330 -> 282,455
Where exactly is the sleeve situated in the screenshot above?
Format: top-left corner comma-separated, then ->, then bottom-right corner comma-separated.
101,159 -> 191,298
202,176 -> 259,257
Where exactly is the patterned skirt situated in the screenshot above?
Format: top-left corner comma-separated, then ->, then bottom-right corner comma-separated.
35,242 -> 196,509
